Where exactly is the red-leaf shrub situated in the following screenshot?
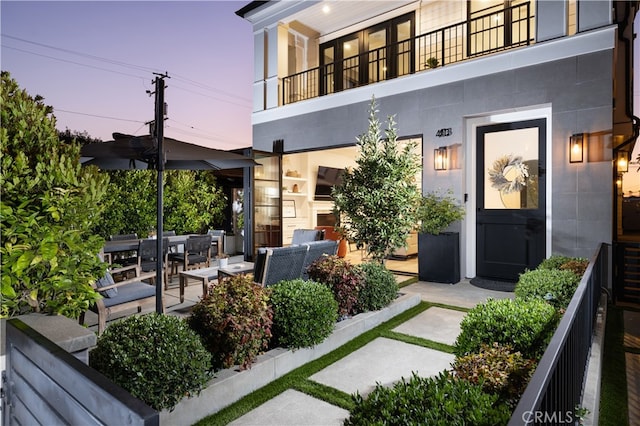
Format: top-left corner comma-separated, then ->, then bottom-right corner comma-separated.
306,255 -> 364,318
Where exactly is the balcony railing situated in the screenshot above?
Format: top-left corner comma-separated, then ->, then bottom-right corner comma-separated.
282,2 -> 532,105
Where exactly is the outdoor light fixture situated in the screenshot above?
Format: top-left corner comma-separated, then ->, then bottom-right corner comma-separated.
617,151 -> 629,173
434,146 -> 447,171
569,133 -> 584,163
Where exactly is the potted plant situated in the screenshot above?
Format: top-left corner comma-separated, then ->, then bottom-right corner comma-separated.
217,253 -> 229,268
417,190 -> 465,283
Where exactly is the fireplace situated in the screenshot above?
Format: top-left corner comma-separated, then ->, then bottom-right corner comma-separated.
317,213 -> 336,227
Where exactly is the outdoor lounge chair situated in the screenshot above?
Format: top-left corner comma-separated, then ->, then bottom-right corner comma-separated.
291,229 -> 324,245
80,264 -> 157,335
168,234 -> 212,278
301,239 -> 338,280
253,245 -> 309,287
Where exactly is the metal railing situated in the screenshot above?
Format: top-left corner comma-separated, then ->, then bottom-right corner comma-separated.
282,2 -> 532,105
508,243 -> 608,425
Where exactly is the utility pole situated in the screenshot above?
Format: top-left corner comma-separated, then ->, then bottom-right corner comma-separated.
152,73 -> 169,314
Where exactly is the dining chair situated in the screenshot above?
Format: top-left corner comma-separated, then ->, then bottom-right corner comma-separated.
168,234 -> 212,278
137,238 -> 170,289
207,229 -> 225,258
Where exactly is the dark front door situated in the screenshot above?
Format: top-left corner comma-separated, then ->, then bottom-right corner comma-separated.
476,119 -> 546,281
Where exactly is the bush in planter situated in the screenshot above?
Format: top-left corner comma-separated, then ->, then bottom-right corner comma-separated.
537,254 -> 587,273
270,279 -> 338,349
187,274 -> 272,370
515,268 -> 581,310
89,313 -> 211,411
344,370 -> 511,425
306,255 -> 364,318
453,342 -> 537,408
417,190 -> 465,235
354,261 -> 398,311
454,298 -> 558,359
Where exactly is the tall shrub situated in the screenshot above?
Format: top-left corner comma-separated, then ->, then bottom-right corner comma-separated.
515,268 -> 581,310
0,72 -> 108,318
333,96 -> 422,263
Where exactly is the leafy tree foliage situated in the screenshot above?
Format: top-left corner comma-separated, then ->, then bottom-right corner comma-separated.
333,97 -> 422,263
0,72 -> 109,318
94,169 -> 227,238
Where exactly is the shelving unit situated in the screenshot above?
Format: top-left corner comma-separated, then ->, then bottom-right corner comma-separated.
282,156 -> 311,244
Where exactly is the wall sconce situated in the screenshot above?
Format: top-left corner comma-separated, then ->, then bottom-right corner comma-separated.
616,175 -> 623,188
617,151 -> 629,173
569,133 -> 584,163
434,146 -> 447,171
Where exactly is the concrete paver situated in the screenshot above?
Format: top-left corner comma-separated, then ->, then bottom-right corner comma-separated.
309,337 -> 455,396
393,306 -> 466,346
229,389 -> 349,426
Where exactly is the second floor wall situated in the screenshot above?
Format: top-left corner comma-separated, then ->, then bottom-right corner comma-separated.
238,0 -> 614,112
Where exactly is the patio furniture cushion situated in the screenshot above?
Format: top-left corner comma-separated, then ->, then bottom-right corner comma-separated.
96,272 -> 118,298
99,282 -> 156,308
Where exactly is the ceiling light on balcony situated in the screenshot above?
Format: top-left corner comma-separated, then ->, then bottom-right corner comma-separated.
322,5 -> 330,14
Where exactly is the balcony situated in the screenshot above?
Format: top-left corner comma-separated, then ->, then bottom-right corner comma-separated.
282,2 -> 533,106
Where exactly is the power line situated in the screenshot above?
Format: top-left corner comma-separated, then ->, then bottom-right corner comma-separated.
171,83 -> 251,109
55,109 -> 147,123
3,34 -> 252,105
3,45 -> 148,80
3,34 -> 157,74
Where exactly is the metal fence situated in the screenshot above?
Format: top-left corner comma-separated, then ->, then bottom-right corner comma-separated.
509,243 -> 608,425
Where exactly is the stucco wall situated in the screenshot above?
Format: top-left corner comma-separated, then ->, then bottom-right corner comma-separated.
252,49 -> 613,260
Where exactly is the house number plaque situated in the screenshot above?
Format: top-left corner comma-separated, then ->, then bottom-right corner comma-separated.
436,127 -> 453,138
436,128 -> 452,137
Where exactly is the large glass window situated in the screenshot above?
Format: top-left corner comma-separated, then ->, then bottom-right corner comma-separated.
320,12 -> 414,93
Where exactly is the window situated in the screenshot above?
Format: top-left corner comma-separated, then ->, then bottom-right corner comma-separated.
320,12 -> 414,94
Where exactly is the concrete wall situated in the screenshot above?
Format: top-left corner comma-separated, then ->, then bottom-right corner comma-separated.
251,49 -> 614,261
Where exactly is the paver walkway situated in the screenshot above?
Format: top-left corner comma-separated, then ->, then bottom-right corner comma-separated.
227,280 -> 512,425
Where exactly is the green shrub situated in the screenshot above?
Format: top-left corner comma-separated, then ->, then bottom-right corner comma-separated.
1,72 -> 109,319
454,298 -> 557,359
306,255 -> 364,318
89,313 -> 211,411
515,268 -> 581,309
344,371 -> 511,426
355,261 -> 398,311
537,255 -> 571,270
270,279 -> 338,349
453,342 -> 537,408
188,274 -> 272,370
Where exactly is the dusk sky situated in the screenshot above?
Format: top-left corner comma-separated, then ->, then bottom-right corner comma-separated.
1,1 -> 254,150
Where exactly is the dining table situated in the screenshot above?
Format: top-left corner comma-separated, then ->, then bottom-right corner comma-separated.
103,235 -> 190,255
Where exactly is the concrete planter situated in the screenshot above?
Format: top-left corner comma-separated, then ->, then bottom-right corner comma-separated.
161,292 -> 421,425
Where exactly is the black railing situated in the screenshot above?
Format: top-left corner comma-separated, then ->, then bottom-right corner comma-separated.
508,243 -> 608,425
282,2 -> 532,105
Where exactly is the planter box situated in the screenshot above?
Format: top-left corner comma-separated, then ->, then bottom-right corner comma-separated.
160,292 -> 421,425
418,232 -> 460,283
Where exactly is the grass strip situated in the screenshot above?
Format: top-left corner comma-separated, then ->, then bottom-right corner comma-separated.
599,304 -> 628,426
195,301 -> 444,425
381,329 -> 455,354
292,378 -> 355,411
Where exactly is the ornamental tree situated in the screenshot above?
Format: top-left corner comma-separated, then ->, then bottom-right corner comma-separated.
332,97 -> 422,263
0,71 -> 109,318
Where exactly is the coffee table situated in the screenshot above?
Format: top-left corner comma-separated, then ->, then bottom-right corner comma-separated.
218,262 -> 254,280
179,266 -> 219,303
